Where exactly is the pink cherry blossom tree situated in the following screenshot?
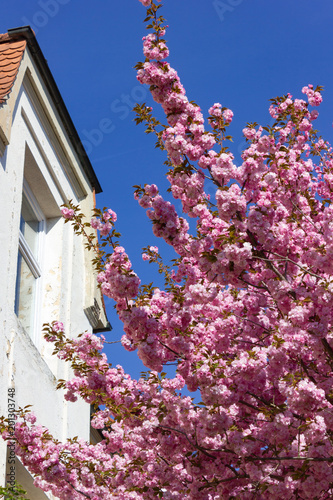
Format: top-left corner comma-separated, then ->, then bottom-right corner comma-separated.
2,1 -> 333,498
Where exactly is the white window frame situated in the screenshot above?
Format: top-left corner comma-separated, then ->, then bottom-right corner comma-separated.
15,180 -> 45,348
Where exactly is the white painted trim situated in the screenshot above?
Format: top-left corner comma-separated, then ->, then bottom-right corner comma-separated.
20,86 -> 84,202
21,106 -> 67,206
18,231 -> 42,279
23,178 -> 45,222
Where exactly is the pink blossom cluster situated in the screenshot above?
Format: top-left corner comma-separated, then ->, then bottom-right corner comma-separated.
143,33 -> 169,60
136,185 -> 190,252
208,103 -> 234,126
61,207 -> 75,219
142,245 -> 158,261
137,51 -> 216,165
91,209 -> 117,237
302,84 -> 323,106
3,1 -> 333,498
168,171 -> 206,217
97,246 -> 141,301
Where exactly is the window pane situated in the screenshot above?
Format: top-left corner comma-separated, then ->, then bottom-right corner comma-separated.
20,192 -> 40,258
15,250 -> 36,336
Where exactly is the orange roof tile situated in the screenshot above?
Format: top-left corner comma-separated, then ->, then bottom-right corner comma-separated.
0,36 -> 26,104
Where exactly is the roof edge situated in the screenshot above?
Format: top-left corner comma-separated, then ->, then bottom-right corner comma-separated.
6,26 -> 103,194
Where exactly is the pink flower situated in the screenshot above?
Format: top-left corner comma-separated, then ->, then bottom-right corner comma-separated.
61,207 -> 75,219
310,109 -> 319,120
223,108 -> 234,123
243,127 -> 256,140
103,209 -> 117,222
100,222 -> 112,236
208,103 -> 222,117
90,217 -> 100,229
52,321 -> 64,332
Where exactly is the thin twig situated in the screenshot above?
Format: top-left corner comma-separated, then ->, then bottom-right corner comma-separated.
65,480 -> 91,498
322,338 -> 333,362
157,339 -> 186,360
239,399 -> 260,412
232,314 -> 271,334
268,251 -> 322,280
247,456 -> 333,462
291,200 -> 322,234
238,276 -> 269,292
300,358 -> 317,385
158,425 -> 216,459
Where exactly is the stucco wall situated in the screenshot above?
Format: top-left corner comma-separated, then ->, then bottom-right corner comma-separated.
0,44 -> 107,498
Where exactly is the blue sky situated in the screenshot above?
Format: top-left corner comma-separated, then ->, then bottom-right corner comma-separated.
3,0 -> 333,381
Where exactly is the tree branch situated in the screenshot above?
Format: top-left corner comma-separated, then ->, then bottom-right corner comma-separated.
247,456 -> 333,462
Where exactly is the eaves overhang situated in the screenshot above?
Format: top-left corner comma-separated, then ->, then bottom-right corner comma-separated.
2,26 -> 102,194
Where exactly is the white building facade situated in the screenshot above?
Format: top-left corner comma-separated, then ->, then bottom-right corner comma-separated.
0,27 -> 109,498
